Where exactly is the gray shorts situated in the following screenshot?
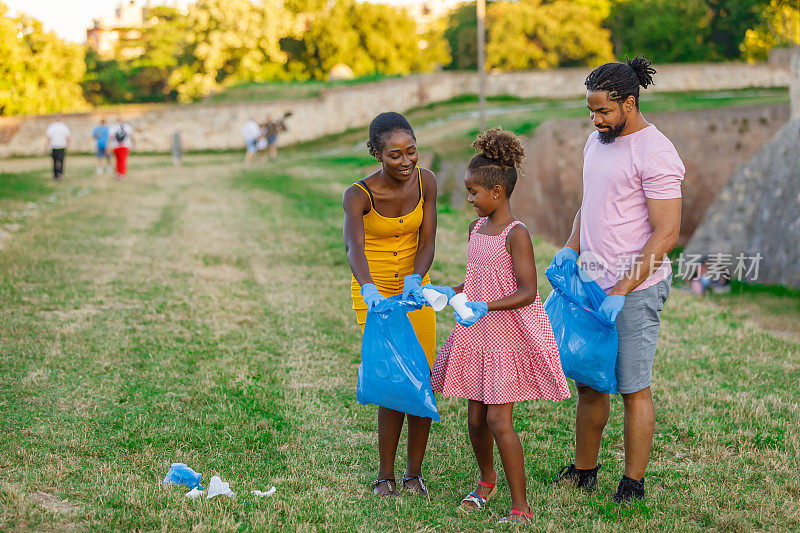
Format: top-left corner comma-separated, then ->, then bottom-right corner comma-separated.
577,274 -> 671,394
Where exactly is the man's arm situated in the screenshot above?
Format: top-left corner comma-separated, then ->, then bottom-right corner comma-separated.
564,208 -> 581,253
608,197 -> 681,296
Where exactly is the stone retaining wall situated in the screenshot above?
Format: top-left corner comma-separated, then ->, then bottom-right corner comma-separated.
0,62 -> 790,158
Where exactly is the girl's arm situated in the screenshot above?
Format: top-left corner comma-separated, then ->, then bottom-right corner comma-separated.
343,185 -> 373,286
485,225 -> 537,311
451,218 -> 480,293
412,169 -> 438,277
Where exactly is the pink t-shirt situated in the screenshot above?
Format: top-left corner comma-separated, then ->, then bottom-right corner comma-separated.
579,125 -> 684,293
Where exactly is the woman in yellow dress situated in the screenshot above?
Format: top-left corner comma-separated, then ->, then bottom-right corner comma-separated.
343,112 -> 437,496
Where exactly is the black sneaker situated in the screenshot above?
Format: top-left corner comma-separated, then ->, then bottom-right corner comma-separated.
550,463 -> 601,492
612,475 -> 645,503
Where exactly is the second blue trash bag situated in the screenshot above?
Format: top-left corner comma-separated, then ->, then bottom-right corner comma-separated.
544,258 -> 619,394
357,295 -> 440,421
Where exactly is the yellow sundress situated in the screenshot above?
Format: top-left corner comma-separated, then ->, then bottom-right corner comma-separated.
350,168 -> 436,367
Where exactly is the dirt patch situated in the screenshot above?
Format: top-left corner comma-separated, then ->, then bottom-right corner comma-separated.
20,369 -> 47,387
30,491 -> 81,515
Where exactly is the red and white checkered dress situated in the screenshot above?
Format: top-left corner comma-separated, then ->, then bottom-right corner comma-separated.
431,218 -> 570,404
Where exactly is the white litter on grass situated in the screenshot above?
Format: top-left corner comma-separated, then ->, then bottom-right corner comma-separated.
251,487 -> 276,498
185,488 -> 204,499
207,476 -> 235,499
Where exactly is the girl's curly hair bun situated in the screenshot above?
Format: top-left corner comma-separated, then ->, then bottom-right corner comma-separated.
472,127 -> 525,168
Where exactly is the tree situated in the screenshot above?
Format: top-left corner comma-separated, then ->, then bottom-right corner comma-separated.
82,7 -> 189,105
168,0 -> 299,101
608,0 -> 771,62
444,2 -> 479,70
298,0 -> 448,80
706,0 -> 766,59
0,2 -> 87,115
741,0 -> 800,61
608,0 -> 716,62
486,0 -> 614,70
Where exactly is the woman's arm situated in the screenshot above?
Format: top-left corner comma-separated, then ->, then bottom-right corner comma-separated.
485,225 -> 537,311
412,169 -> 438,277
342,185 -> 373,286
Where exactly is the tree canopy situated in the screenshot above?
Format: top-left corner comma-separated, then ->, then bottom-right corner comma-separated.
607,0 -> 776,62
0,0 -> 797,115
486,0 -> 614,70
740,0 -> 800,61
0,2 -> 87,115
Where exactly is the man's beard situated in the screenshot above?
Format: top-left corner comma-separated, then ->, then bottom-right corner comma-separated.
597,118 -> 627,144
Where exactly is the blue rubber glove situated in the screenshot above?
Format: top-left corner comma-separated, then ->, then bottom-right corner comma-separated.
454,301 -> 488,327
424,284 -> 456,302
402,274 -> 423,301
598,294 -> 625,322
552,246 -> 579,267
360,283 -> 385,312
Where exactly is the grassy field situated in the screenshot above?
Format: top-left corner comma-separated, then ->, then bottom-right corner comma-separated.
204,74 -> 398,104
1,92 -> 799,531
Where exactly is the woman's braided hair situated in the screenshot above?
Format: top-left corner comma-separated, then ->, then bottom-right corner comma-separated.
467,127 -> 525,197
584,54 -> 656,108
366,112 -> 415,157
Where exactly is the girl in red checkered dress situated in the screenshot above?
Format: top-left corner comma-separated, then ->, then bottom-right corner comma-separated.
426,128 -> 570,525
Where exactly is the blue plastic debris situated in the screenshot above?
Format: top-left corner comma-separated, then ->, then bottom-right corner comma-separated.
163,463 -> 202,488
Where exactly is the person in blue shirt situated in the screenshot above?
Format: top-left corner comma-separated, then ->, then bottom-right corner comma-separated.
92,119 -> 111,175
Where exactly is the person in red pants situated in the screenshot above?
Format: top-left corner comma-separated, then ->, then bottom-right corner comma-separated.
108,119 -> 134,181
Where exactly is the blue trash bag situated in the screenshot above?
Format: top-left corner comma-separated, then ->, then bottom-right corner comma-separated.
544,258 -> 619,394
357,295 -> 440,421
163,463 -> 202,488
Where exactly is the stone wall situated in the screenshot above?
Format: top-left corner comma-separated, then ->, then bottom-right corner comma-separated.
684,118 -> 800,288
0,61 -> 790,158
685,48 -> 800,288
511,104 -> 790,247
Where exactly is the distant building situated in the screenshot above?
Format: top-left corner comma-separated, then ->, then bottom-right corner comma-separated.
86,1 -> 150,59
86,0 -> 188,59
399,0 -> 466,32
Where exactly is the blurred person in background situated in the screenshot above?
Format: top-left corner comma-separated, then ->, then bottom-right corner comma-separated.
92,118 -> 111,175
242,117 -> 260,164
44,116 -> 70,181
109,119 -> 134,181
172,129 -> 183,167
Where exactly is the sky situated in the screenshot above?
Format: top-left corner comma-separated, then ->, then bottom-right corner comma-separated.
4,0 -> 123,43
3,0 -> 429,44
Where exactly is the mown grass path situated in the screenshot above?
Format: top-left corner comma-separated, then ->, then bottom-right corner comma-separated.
1,146 -> 798,531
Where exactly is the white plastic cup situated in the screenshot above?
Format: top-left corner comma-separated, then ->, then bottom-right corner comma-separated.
421,287 -> 448,311
449,292 -> 474,319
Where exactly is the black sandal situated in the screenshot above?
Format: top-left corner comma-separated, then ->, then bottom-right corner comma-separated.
372,477 -> 397,496
401,475 -> 428,496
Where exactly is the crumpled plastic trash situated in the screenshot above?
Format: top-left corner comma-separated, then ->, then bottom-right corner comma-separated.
207,476 -> 235,498
251,487 -> 276,498
185,487 -> 204,499
163,463 -> 202,488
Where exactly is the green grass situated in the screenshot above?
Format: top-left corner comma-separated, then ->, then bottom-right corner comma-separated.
0,170 -> 53,201
205,74 -> 399,104
0,89 -> 798,530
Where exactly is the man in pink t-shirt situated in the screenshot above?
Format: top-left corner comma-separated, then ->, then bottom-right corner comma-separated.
551,56 -> 684,504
